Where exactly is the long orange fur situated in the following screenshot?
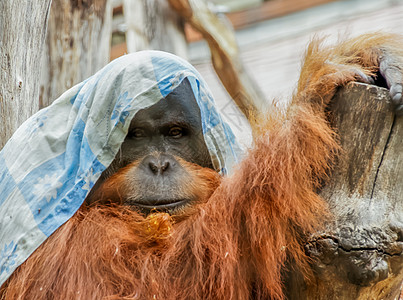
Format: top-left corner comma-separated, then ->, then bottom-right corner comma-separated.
2,33 -> 403,300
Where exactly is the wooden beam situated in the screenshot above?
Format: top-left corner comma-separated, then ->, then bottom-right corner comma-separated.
112,0 -> 338,43
227,0 -> 338,29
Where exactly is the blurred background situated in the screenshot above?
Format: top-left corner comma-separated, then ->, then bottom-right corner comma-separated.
44,0 -> 403,144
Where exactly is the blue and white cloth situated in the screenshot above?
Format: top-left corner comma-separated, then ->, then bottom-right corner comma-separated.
0,51 -> 242,286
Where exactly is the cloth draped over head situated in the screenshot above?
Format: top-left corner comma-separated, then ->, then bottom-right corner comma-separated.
0,51 -> 242,286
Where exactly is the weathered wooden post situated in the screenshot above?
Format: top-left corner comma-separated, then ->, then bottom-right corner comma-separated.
123,0 -> 187,58
286,83 -> 403,299
40,0 -> 112,108
0,1 -> 52,148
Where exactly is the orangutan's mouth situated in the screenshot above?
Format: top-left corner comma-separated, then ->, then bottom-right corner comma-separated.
128,198 -> 190,212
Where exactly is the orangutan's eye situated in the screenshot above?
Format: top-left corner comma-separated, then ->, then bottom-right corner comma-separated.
168,127 -> 183,138
131,128 -> 146,138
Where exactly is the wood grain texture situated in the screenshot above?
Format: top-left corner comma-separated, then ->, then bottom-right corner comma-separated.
286,83 -> 403,299
39,0 -> 112,108
123,0 -> 187,59
0,1 -> 52,148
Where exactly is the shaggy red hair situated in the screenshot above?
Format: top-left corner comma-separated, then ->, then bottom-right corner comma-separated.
2,33 -> 402,300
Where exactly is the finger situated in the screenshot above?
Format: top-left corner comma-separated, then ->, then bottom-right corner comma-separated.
390,83 -> 402,95
354,69 -> 375,85
384,70 -> 401,89
390,84 -> 402,106
392,92 -> 402,105
380,60 -> 402,90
